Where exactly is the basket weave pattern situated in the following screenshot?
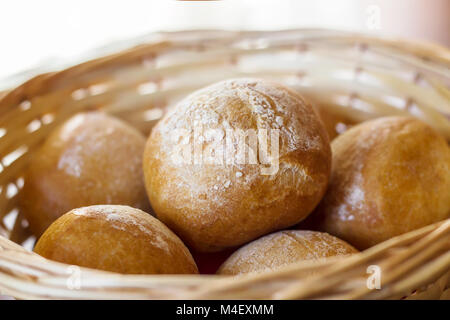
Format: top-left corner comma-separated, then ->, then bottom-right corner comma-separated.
0,29 -> 448,299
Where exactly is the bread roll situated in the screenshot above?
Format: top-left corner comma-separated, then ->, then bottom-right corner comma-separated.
217,230 -> 357,275
34,205 -> 198,274
144,78 -> 331,252
20,112 -> 149,236
313,104 -> 355,140
305,116 -> 450,249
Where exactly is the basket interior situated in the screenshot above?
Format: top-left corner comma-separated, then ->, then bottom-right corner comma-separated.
0,28 -> 449,255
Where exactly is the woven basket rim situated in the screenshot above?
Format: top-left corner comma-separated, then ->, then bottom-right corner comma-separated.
0,28 -> 449,103
1,219 -> 448,299
0,28 -> 449,300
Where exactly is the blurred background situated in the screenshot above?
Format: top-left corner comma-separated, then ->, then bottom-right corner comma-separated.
0,0 -> 449,89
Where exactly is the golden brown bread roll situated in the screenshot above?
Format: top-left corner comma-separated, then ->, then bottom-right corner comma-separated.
217,230 -> 357,275
144,78 -> 331,252
20,112 -> 150,236
34,205 -> 198,274
313,104 -> 355,140
304,116 -> 450,249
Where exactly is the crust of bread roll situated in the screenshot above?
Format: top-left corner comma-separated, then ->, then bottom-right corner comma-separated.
304,116 -> 450,249
34,205 -> 198,274
20,112 -> 150,236
217,230 -> 357,275
144,78 -> 331,252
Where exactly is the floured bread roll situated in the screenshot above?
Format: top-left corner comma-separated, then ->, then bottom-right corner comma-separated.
20,112 -> 149,236
143,78 -> 331,252
305,116 -> 450,249
217,230 -> 357,275
34,205 -> 198,274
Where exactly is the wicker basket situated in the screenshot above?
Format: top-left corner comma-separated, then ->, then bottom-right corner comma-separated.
0,29 -> 448,300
